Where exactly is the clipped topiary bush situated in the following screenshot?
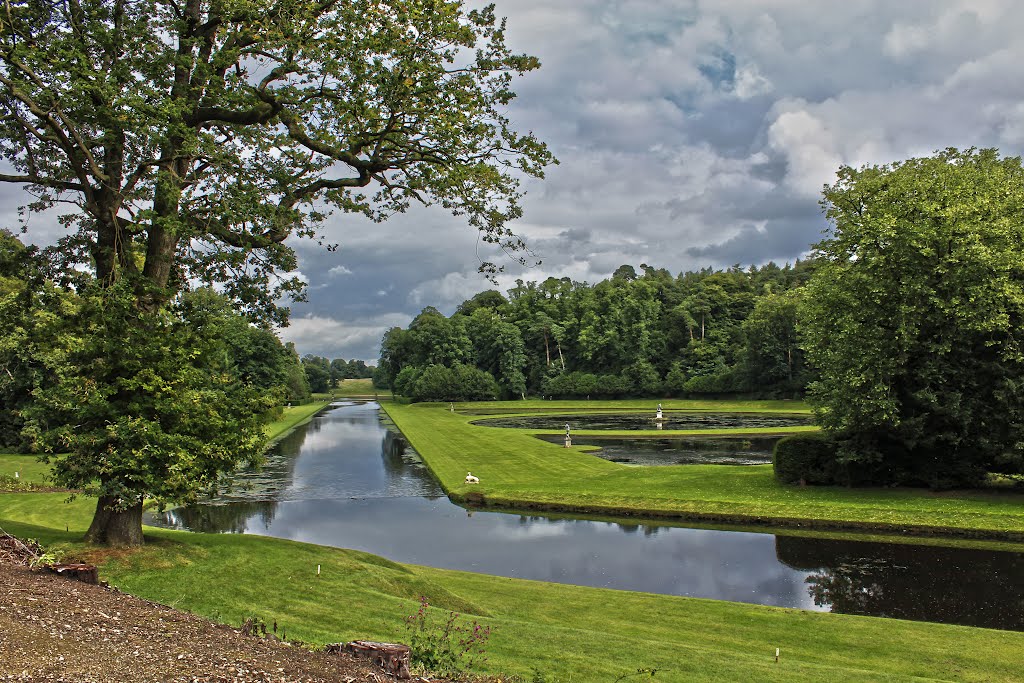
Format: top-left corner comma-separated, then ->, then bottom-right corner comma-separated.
773,432 -> 838,485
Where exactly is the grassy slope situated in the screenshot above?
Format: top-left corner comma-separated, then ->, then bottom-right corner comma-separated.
0,496 -> 1021,683
381,401 -> 1024,537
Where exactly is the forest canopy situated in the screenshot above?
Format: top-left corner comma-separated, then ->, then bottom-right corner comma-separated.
377,260 -> 817,401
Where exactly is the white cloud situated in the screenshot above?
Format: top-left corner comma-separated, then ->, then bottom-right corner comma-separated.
278,313 -> 411,362
15,1 -> 1024,359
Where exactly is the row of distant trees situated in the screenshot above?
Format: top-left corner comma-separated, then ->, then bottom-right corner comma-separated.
300,355 -> 376,394
376,259 -> 816,402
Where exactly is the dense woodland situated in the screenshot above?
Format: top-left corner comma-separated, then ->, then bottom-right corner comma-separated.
376,260 -> 818,402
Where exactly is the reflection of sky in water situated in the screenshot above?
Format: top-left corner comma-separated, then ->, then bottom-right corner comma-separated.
224,496 -> 820,611
148,402 -> 1024,630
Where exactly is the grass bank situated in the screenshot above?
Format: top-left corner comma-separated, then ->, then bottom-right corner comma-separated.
381,400 -> 1024,539
264,401 -> 331,444
0,493 -> 1021,682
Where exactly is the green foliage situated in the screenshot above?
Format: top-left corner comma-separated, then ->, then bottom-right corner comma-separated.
0,1 -> 554,316
626,360 -> 662,395
22,284 -> 274,509
0,231 -> 47,449
802,148 -> 1024,488
740,291 -> 806,395
773,433 -> 839,485
404,596 -> 491,676
663,362 -> 689,397
682,369 -> 735,395
398,363 -> 499,402
381,262 -> 817,400
302,355 -> 332,394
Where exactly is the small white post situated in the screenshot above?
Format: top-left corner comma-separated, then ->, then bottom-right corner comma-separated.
317,564 -> 321,576
775,648 -> 780,663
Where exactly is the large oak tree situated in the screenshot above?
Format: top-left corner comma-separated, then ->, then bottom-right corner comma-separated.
0,0 -> 553,545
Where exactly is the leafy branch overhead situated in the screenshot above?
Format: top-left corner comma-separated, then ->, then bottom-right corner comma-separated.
0,0 -> 555,319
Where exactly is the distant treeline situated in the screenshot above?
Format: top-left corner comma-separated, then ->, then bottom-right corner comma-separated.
376,261 -> 818,401
300,355 -> 375,393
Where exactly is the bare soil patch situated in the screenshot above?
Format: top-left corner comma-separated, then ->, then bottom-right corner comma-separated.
0,538 -> 472,682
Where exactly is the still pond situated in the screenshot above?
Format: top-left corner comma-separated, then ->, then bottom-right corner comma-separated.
147,401 -> 1024,631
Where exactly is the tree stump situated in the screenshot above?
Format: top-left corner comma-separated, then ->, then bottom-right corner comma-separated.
46,563 -> 99,584
326,640 -> 412,679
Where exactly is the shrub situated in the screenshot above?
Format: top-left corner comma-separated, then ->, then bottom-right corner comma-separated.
393,365 -> 425,398
543,371 -> 598,398
773,432 -> 838,485
404,596 -> 491,676
452,364 -> 499,401
683,370 -> 733,394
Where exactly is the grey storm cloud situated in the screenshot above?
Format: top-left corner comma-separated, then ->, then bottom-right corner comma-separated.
9,1 -> 1024,363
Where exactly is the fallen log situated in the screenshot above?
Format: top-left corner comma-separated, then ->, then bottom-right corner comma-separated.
45,563 -> 99,585
326,640 -> 411,679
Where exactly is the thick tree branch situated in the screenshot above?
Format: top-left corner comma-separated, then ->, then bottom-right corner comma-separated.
0,172 -> 84,192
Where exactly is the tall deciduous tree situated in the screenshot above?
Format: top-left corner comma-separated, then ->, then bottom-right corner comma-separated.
0,0 -> 552,544
801,148 -> 1024,487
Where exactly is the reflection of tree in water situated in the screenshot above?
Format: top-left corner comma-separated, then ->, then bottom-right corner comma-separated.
215,426 -> 310,501
381,430 -> 410,475
157,500 -> 279,534
380,429 -> 445,496
775,535 -> 1024,630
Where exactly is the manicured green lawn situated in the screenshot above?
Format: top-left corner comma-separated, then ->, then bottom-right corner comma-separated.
0,454 -> 52,485
382,400 -> 1024,538
1,492 -> 1022,682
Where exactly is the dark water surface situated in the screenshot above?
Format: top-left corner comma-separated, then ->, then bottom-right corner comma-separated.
537,435 -> 779,465
146,402 -> 1024,631
473,412 -> 813,431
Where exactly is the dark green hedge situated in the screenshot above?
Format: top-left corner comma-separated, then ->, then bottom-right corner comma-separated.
773,432 -> 838,485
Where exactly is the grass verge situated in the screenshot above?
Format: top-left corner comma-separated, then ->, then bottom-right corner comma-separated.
264,401 -> 331,444
381,400 -> 1024,539
1,492 -> 1022,683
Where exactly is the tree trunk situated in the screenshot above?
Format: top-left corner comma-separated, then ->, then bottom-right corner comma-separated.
556,340 -> 566,370
543,330 -> 551,367
84,496 -> 145,547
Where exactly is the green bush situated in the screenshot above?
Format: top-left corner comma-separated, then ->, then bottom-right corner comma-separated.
773,433 -> 838,485
393,366 -> 425,397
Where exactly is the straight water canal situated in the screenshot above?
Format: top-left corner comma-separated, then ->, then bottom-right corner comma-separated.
147,402 -> 1024,631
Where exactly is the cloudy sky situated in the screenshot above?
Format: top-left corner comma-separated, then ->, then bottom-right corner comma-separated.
13,1 -> 1024,362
